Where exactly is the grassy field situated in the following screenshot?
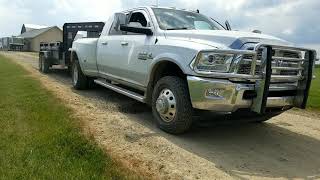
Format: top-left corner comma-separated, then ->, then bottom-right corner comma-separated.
308,67 -> 320,110
0,55 -> 135,179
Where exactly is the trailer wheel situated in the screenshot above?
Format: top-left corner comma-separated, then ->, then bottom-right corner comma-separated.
38,55 -> 43,72
72,60 -> 88,90
39,55 -> 50,73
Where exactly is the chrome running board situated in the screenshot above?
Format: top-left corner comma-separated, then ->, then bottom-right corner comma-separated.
94,79 -> 146,103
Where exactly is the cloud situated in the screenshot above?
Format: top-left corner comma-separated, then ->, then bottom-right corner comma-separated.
0,0 -> 319,56
0,0 -> 122,36
0,0 -> 33,36
49,0 -> 122,20
282,29 -> 294,36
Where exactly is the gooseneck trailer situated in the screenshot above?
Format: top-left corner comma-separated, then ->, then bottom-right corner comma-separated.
39,22 -> 105,73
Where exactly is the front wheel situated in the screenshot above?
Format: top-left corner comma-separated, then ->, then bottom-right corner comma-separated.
152,76 -> 193,134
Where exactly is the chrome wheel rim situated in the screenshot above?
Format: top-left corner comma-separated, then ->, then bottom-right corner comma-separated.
73,64 -> 78,86
156,88 -> 176,122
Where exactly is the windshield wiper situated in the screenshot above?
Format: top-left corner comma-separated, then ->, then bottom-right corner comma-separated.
166,27 -> 190,30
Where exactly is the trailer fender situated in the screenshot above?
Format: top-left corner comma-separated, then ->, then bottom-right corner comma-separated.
39,51 -> 51,59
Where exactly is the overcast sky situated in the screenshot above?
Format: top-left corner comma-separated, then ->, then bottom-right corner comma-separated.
0,0 -> 319,53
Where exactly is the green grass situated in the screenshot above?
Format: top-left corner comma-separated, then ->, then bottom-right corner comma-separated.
0,55 -> 134,179
308,67 -> 320,110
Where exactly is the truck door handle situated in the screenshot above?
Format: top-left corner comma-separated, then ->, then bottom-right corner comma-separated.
101,42 -> 108,45
121,41 -> 129,46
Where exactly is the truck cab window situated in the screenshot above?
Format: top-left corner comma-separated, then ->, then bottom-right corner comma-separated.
109,13 -> 128,35
74,31 -> 88,41
129,12 -> 148,27
152,8 -> 223,30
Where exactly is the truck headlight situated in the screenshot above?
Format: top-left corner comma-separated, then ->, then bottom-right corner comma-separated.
193,52 -> 234,73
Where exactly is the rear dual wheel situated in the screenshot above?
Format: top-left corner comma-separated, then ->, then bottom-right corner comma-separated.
72,60 -> 90,90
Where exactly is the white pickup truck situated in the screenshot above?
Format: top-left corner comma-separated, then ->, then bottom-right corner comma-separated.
60,7 -> 316,134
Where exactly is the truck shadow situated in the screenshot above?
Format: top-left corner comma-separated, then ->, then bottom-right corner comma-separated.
121,104 -> 320,179
46,69 -> 320,179
171,121 -> 320,179
125,108 -> 320,179
131,112 -> 320,179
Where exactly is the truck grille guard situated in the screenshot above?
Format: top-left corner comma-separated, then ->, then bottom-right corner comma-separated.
250,44 -> 316,114
193,43 -> 316,114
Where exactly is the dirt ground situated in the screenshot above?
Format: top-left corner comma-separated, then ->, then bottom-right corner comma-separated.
2,51 -> 320,180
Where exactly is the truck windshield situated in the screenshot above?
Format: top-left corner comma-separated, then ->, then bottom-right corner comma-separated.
152,8 -> 223,30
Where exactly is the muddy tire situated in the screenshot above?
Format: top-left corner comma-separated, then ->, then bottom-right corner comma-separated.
72,60 -> 88,90
152,76 -> 193,134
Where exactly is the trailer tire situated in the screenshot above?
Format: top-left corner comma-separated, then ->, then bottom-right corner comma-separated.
152,76 -> 193,134
39,55 -> 50,73
72,60 -> 88,90
38,55 -> 43,72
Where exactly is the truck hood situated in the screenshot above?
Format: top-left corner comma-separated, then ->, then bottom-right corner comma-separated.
164,30 -> 293,49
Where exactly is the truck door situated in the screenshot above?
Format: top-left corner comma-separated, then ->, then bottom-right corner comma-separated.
122,10 -> 156,87
97,10 -> 156,88
97,13 -> 129,82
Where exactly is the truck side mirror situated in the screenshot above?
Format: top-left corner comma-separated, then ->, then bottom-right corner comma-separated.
115,13 -> 127,25
120,24 -> 153,36
225,20 -> 232,31
113,13 -> 127,32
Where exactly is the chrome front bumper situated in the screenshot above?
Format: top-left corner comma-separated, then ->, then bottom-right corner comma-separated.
187,76 -> 295,112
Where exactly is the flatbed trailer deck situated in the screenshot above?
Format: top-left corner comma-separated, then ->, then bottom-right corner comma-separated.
39,22 -> 105,73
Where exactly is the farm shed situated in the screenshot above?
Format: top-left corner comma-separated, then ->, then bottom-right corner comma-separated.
21,24 -> 48,34
18,26 -> 62,52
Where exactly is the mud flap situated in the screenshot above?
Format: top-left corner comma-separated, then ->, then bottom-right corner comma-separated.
251,46 -> 272,114
294,51 -> 315,109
